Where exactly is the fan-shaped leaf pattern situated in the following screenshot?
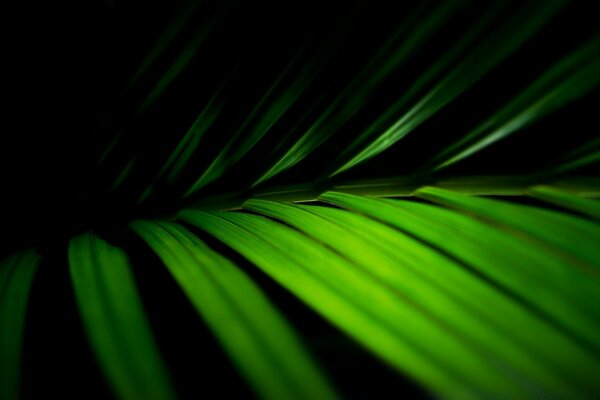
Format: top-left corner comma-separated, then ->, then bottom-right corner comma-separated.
3,0 -> 600,398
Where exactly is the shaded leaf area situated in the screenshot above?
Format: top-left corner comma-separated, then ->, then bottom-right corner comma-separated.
2,0 -> 599,256
0,251 -> 40,400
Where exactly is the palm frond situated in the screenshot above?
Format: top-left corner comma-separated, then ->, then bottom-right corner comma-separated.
0,251 -> 39,400
131,220 -> 336,400
68,234 -> 176,400
2,0 -> 600,398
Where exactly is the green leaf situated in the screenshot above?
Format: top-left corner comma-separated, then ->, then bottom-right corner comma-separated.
126,0 -> 203,91
554,138 -> 600,173
68,233 -> 176,400
184,44 -> 323,196
130,219 -> 337,400
415,186 -> 600,270
432,35 -> 600,170
0,250 -> 40,400
136,2 -> 231,114
529,185 -> 600,221
295,203 -> 600,387
7,2 -> 600,398
243,198 -> 598,395
329,0 -> 508,177
320,191 -> 600,358
334,0 -> 565,175
252,0 -> 460,186
181,208 -> 544,398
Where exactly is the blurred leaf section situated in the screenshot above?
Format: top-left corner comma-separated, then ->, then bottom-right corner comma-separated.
253,0 -> 462,186
432,34 -> 600,170
131,220 -> 338,400
185,42 -> 327,196
0,250 -> 40,400
68,233 -> 176,400
135,2 -> 231,113
179,209 -> 473,398
332,0 -> 565,176
415,186 -> 600,271
528,185 -> 600,221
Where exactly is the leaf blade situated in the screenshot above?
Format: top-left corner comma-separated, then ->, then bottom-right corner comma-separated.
68,233 -> 176,400
131,219 -> 338,400
0,250 -> 40,400
528,185 -> 600,221
320,191 -> 600,360
180,208 -> 538,398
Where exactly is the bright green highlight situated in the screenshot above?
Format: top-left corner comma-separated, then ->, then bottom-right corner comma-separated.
131,220 -> 338,400
181,208 -> 535,398
244,198 -> 597,394
321,191 -> 600,359
68,233 -> 176,400
0,250 -> 40,400
415,186 -> 600,271
301,204 -> 599,386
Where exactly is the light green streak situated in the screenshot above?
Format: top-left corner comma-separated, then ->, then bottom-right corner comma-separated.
555,138 -> 600,173
321,191 -> 600,357
529,185 -> 600,221
301,204 -> 600,390
180,208 -> 531,398
68,233 -> 175,400
138,93 -> 223,204
434,35 -> 600,169
184,47 -> 320,196
242,199 -> 587,395
0,250 -> 40,400
416,186 -> 600,271
110,156 -> 136,192
96,128 -> 124,166
252,0 -> 459,187
330,0 -> 507,176
131,220 -> 337,400
336,0 -> 564,175
164,97 -> 223,184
